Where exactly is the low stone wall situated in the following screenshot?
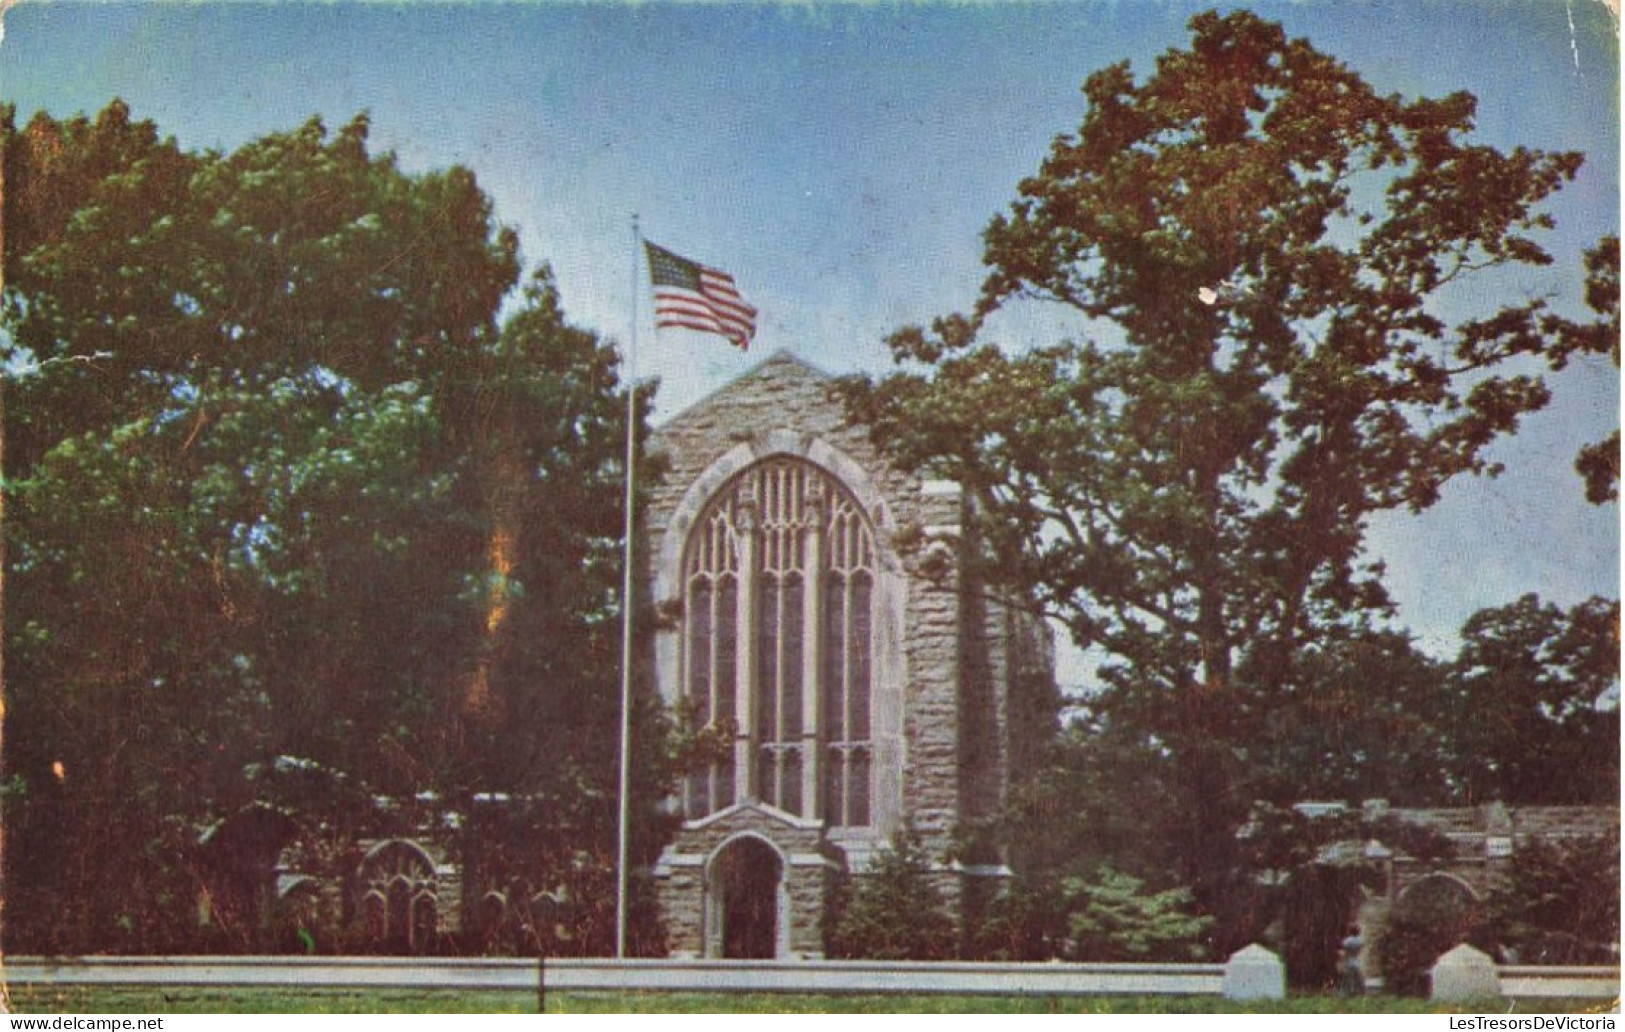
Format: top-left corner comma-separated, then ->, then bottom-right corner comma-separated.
8,949 -> 1612,1002
1431,944 -> 1620,1002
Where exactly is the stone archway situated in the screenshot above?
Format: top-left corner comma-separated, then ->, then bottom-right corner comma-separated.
707,835 -> 784,959
1395,871 -> 1482,944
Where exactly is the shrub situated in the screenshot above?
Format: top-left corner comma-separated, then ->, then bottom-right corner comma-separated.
1063,867 -> 1213,961
1375,912 -> 1462,997
1486,834 -> 1620,963
966,878 -> 1071,961
827,826 -> 956,960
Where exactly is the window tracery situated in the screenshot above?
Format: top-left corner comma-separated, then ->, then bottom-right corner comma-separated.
681,458 -> 876,826
358,841 -> 439,953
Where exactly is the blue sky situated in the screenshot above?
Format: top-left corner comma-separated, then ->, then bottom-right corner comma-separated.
3,0 -> 1618,681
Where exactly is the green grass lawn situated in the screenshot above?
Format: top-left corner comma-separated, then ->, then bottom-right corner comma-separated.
6,986 -> 1617,1014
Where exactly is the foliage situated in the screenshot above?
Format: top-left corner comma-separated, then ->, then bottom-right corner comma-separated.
1222,802 -> 1453,986
1233,803 -> 1454,878
983,659 -> 1464,965
1442,594 -> 1619,804
827,825 -> 956,960
1550,236 -> 1620,505
457,793 -> 669,959
1274,863 -> 1368,991
1363,831 -> 1617,996
1251,628 -> 1454,805
1063,867 -> 1213,962
1376,865 -> 1500,998
965,708 -> 1209,963
969,868 -> 1213,963
994,715 -> 1188,885
1484,835 -> 1620,964
966,877 -> 1071,961
1374,911 -> 1468,998
2,100 -> 665,954
839,10 -> 1600,906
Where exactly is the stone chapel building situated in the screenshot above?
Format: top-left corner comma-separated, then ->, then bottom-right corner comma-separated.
218,352 -> 1615,960
645,350 -> 1055,958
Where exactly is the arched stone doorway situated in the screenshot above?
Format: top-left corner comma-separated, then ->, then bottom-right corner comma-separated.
707,836 -> 784,958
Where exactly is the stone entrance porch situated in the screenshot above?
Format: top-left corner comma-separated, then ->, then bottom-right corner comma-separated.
653,803 -> 835,959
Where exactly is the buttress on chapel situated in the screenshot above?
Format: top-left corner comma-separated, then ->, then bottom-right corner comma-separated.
646,350 -> 1056,958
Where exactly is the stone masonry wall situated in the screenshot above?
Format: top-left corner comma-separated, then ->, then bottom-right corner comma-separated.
1388,803 -> 1621,899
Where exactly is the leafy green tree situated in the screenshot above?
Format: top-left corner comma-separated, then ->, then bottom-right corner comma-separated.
1484,834 -> 1620,964
455,273 -> 648,789
1555,235 -> 1619,505
1375,911 -> 1470,998
2,101 -> 663,953
962,712 -> 1186,962
841,10 -> 1598,904
1377,833 -> 1620,993
447,271 -> 676,955
4,102 -> 518,472
1254,627 -> 1453,805
992,713 -> 1186,885
827,825 -> 956,960
1441,594 -> 1619,805
979,632 -> 1452,964
965,877 -> 1072,961
970,864 -> 1212,963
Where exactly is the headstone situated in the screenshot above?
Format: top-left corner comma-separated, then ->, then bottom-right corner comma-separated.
1431,943 -> 1502,1001
1223,944 -> 1286,1000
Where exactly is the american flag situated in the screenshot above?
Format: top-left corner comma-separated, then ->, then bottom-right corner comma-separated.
645,240 -> 757,350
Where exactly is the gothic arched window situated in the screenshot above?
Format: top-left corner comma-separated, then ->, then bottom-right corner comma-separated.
681,458 -> 875,826
358,840 -> 439,954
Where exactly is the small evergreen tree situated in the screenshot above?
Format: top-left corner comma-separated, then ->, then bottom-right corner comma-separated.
967,877 -> 1071,961
1064,867 -> 1213,961
828,825 -> 955,960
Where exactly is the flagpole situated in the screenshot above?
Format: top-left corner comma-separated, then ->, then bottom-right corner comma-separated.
615,215 -> 640,960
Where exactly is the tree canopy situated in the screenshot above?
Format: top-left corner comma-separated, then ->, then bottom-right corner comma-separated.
841,10 -> 1612,900
1442,593 -> 1619,805
1559,235 -> 1620,505
2,100 -> 665,953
